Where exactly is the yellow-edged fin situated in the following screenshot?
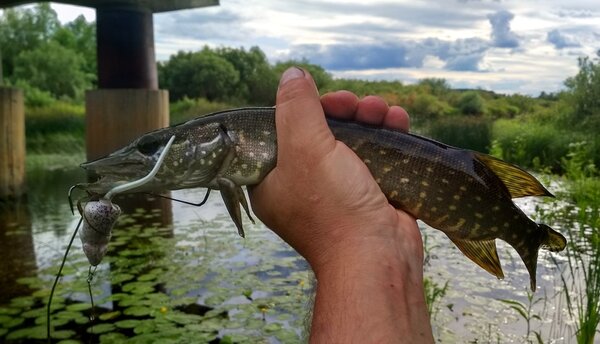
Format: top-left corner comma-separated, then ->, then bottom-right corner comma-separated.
474,152 -> 553,198
449,237 -> 505,279
539,224 -> 567,252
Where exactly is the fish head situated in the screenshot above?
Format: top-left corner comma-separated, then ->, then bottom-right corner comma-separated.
81,130 -> 175,193
81,121 -> 234,195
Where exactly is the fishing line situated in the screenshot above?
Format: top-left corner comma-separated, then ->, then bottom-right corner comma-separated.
86,265 -> 98,338
47,216 -> 83,343
143,188 -> 212,207
48,135 -> 177,342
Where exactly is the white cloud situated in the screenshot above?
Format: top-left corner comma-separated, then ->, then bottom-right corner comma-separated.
43,0 -> 600,95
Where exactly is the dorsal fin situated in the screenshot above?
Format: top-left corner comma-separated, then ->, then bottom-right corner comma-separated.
474,152 -> 553,198
448,237 -> 504,279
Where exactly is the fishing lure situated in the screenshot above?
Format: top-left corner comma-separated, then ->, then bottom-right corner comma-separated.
46,135 -> 175,341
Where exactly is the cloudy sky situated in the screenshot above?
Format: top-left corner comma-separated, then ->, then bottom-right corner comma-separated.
48,0 -> 600,95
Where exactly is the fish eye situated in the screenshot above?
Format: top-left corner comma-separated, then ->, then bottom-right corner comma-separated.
136,136 -> 161,155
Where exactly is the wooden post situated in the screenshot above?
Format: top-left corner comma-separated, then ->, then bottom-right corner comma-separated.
86,89 -> 169,160
0,87 -> 26,200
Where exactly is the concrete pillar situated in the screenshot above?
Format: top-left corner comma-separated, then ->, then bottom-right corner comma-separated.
0,88 -> 26,200
86,89 -> 169,160
86,89 -> 172,226
96,7 -> 158,89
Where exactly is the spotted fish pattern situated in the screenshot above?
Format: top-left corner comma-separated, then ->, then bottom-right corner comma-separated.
81,107 -> 566,290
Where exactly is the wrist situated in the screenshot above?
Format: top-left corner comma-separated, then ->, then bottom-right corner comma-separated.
305,211 -> 424,279
308,221 -> 434,343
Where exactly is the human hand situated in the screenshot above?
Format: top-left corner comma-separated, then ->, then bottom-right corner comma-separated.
249,67 -> 433,342
249,67 -> 423,274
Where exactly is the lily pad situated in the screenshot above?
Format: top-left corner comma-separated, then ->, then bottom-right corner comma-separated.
67,302 -> 92,312
7,325 -> 46,340
99,311 -> 121,321
86,323 -> 115,334
124,306 -> 152,317
0,307 -> 21,315
2,317 -> 25,329
115,319 -> 141,329
57,340 -> 82,344
10,296 -> 35,308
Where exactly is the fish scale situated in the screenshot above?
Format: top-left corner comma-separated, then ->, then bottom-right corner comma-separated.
80,107 -> 567,290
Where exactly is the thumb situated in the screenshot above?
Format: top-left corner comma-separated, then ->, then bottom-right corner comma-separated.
275,67 -> 336,164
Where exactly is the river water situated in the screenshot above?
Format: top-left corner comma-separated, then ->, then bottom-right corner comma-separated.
0,164 -> 587,343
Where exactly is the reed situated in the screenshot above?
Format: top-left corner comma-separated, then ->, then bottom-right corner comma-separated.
542,143 -> 600,344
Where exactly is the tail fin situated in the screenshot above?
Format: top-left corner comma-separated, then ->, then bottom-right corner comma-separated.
538,224 -> 567,252
511,224 -> 567,291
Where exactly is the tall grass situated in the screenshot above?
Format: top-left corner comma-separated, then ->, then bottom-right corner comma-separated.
490,119 -> 597,173
539,143 -> 600,344
425,116 -> 492,153
24,102 -> 86,170
25,101 -> 85,155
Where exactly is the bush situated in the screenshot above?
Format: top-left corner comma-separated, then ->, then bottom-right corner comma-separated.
457,91 -> 485,116
25,101 -> 85,155
426,116 -> 492,153
491,119 -> 576,172
408,93 -> 452,127
170,97 -> 233,125
12,80 -> 56,107
25,101 -> 84,136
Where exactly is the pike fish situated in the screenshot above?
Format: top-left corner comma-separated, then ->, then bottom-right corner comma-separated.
81,107 -> 566,289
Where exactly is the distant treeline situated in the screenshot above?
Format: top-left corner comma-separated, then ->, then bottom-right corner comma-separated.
2,4 -> 599,175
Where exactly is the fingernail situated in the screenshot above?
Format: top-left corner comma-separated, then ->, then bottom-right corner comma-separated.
279,67 -> 305,87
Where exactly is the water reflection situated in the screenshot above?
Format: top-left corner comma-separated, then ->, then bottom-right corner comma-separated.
0,164 -> 587,343
0,199 -> 35,304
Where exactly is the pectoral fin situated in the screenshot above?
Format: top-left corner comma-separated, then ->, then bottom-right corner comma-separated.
217,177 -> 253,238
449,237 -> 504,279
474,152 -> 553,198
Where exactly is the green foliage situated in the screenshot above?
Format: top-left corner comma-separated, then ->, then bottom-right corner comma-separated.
159,48 -> 240,102
0,3 -> 60,79
25,101 -> 85,155
498,291 -> 544,343
328,79 -> 405,98
14,40 -> 93,100
424,278 -> 448,320
12,79 -> 56,107
170,97 -> 232,125
457,91 -> 485,116
491,119 -> 574,172
534,142 -> 600,344
427,116 -> 492,153
486,97 -> 520,119
418,78 -> 451,97
214,46 -> 278,105
505,93 -> 536,114
564,56 -> 600,131
52,15 -> 97,82
273,59 -> 333,90
0,4 -> 96,99
408,93 -> 452,126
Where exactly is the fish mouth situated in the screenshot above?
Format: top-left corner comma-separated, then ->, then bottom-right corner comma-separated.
81,149 -> 152,184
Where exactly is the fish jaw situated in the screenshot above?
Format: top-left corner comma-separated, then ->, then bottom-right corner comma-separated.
80,131 -> 173,194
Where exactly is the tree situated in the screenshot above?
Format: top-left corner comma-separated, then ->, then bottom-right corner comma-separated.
273,59 -> 333,90
418,78 -> 450,97
0,3 -> 60,80
564,56 -> 600,126
52,15 -> 97,83
215,46 -> 278,105
159,49 -> 240,102
457,91 -> 485,116
13,40 -> 93,100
